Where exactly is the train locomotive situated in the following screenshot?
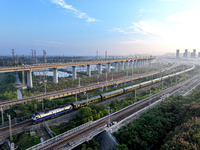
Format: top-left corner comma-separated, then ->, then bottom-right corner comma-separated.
32,105 -> 73,124
32,66 -> 194,124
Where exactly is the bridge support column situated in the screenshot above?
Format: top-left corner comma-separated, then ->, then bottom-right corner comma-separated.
98,64 -> 102,74
125,61 -> 129,70
130,60 -> 133,69
134,60 -> 136,68
114,62 -> 118,72
121,61 -> 124,70
137,60 -> 140,67
72,66 -> 77,79
53,68 -> 58,83
113,84 -> 118,88
87,65 -> 91,76
99,87 -> 103,92
107,63 -> 111,72
27,70 -> 33,88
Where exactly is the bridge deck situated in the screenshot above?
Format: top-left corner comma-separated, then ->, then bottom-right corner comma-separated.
0,57 -> 154,73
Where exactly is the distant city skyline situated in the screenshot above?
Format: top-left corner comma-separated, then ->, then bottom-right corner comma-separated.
1,0 -> 200,56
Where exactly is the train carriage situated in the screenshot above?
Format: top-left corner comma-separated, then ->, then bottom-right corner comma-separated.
100,89 -> 123,100
123,84 -> 140,92
140,80 -> 153,87
72,95 -> 101,109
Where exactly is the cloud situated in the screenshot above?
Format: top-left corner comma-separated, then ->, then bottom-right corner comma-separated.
51,0 -> 97,23
139,8 -> 156,14
34,40 -> 64,47
158,0 -> 182,2
110,28 -> 130,35
111,7 -> 200,51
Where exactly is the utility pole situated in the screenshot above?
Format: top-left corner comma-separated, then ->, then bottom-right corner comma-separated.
22,70 -> 25,86
43,50 -> 47,63
96,51 -> 98,60
42,80 -> 47,111
42,98 -> 44,111
1,107 -> 4,125
11,49 -> 15,65
34,50 -> 37,64
106,72 -> 107,91
106,72 -> 107,83
31,49 -> 34,64
15,55 -> 18,66
44,81 -> 47,94
107,106 -> 110,128
105,51 -> 107,60
87,95 -> 88,106
78,77 -> 81,87
7,114 -> 12,141
132,66 -> 133,77
134,90 -> 137,102
75,92 -> 77,101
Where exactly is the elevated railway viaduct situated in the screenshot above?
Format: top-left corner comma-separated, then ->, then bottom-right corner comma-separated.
0,57 -> 154,88
0,62 -> 176,109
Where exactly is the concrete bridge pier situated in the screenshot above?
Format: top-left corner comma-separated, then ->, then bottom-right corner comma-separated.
121,61 -> 124,70
125,61 -> 129,70
137,60 -> 140,67
143,59 -> 146,65
27,70 -> 33,88
147,59 -> 149,65
129,60 -> 133,69
98,64 -> 102,74
141,60 -> 144,66
113,84 -> 118,88
72,66 -> 77,79
107,63 -> 111,73
53,68 -> 58,83
149,59 -> 152,67
87,65 -> 91,76
96,131 -> 118,150
114,62 -> 118,72
99,87 -> 103,92
134,60 -> 136,68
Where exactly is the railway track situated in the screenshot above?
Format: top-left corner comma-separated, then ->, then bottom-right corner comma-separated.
0,65 -> 193,143
112,75 -> 200,123
41,73 -> 200,150
0,64 -> 177,108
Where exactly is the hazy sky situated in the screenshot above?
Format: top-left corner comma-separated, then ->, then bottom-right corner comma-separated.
0,0 -> 200,56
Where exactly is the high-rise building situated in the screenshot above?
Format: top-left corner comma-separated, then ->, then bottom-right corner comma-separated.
198,52 -> 200,58
193,49 -> 196,58
184,49 -> 188,58
176,49 -> 180,58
